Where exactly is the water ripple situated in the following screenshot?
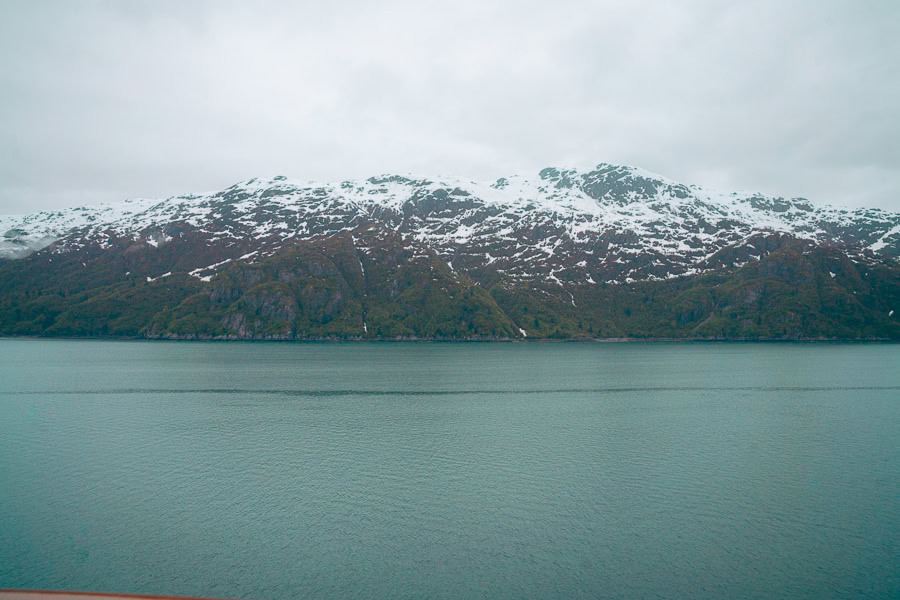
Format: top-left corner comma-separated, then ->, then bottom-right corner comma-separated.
4,385 -> 900,396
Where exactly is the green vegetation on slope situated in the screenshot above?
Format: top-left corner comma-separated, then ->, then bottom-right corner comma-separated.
1,235 -> 897,340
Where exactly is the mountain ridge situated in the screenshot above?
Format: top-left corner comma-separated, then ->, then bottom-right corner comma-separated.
1,163 -> 898,340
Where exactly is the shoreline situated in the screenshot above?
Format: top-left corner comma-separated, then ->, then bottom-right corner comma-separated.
0,334 -> 896,344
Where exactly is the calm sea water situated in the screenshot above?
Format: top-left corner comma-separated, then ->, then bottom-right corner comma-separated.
0,340 -> 898,600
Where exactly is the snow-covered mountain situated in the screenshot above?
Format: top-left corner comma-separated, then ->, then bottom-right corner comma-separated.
2,163 -> 898,284
2,163 -> 899,341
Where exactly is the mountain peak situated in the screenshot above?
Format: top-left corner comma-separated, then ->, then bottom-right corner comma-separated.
1,162 -> 898,340
1,164 -> 898,268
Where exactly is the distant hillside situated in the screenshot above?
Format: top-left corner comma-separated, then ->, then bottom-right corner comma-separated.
1,164 -> 897,340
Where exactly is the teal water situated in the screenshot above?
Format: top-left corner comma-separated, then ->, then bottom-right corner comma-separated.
0,340 -> 898,600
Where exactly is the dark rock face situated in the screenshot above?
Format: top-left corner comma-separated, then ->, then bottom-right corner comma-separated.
240,289 -> 298,321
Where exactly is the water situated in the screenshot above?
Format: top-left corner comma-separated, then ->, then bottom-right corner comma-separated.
1,340 -> 898,600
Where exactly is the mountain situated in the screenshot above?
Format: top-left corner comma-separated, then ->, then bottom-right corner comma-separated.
1,163 -> 898,340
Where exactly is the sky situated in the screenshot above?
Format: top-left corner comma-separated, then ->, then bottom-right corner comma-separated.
0,0 -> 898,214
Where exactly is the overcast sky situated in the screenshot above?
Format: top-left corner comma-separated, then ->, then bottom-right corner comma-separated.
1,0 -> 898,214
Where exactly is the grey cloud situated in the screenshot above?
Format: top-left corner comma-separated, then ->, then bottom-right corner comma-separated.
0,0 -> 897,214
